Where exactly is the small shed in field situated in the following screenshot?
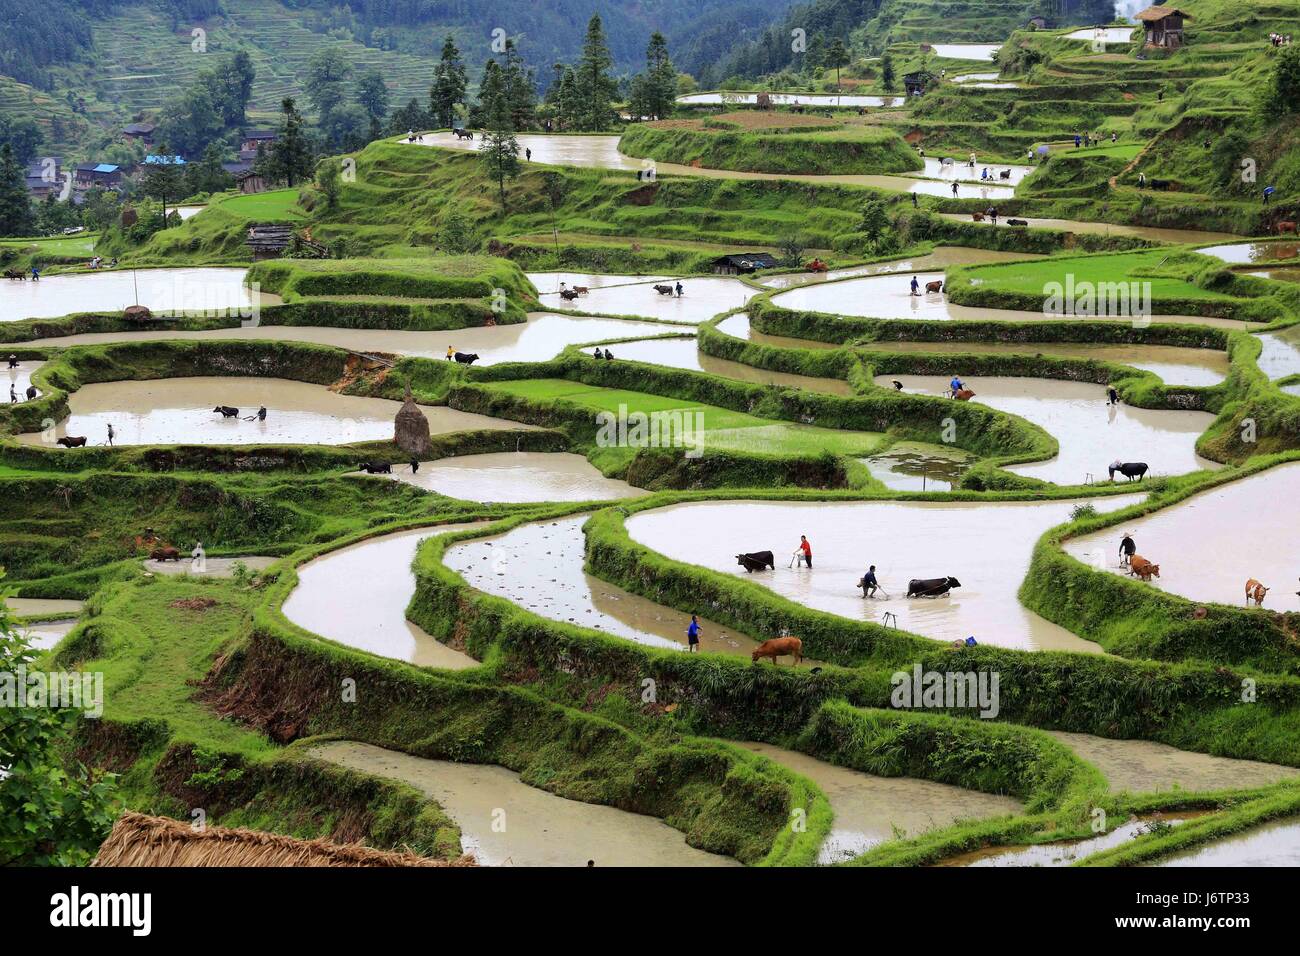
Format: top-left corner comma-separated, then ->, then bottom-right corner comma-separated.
710,252 -> 779,275
1135,6 -> 1191,48
903,71 -> 934,96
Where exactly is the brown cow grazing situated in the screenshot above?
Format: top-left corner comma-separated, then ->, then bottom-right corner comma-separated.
751,636 -> 803,666
1245,578 -> 1269,606
1277,221 -> 1298,235
1128,555 -> 1160,581
925,280 -> 944,293
150,547 -> 182,562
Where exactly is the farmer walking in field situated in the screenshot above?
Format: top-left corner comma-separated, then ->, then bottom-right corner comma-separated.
795,535 -> 813,569
686,614 -> 701,651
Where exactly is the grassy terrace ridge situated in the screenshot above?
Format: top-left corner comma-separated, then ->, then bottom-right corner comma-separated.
619,116 -> 922,176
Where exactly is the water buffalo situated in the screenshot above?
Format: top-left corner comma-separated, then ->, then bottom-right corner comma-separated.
559,288 -> 580,301
3,269 -> 25,281
453,129 -> 474,140
1277,221 -> 1298,235
25,385 -> 36,400
752,636 -> 803,666
1129,555 -> 1160,581
1108,461 -> 1148,482
1245,578 -> 1269,606
652,284 -> 675,296
572,285 -> 589,295
952,387 -> 976,401
360,462 -> 392,474
1149,178 -> 1171,190
56,436 -> 88,447
999,168 -> 1012,180
213,405 -> 240,418
1007,218 -> 1029,226
907,576 -> 962,597
892,380 -> 904,391
971,212 -> 984,222
150,547 -> 182,562
454,352 -> 479,365
925,280 -> 943,293
736,550 -> 775,573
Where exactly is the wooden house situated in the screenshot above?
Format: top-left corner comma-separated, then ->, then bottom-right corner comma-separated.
1135,6 -> 1191,48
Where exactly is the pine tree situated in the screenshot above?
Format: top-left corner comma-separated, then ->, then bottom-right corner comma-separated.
431,35 -> 468,129
356,69 -> 390,141
575,15 -> 617,132
140,146 -> 185,220
270,98 -> 314,188
880,50 -> 896,92
555,67 -> 580,130
640,32 -> 677,120
0,144 -> 34,237
826,39 -> 850,88
502,40 -> 537,131
478,61 -> 520,208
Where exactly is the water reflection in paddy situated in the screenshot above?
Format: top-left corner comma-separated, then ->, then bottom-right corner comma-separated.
944,816 -> 1192,868
539,276 -> 756,324
1062,461 -> 1300,610
284,524 -> 487,668
308,741 -> 739,867
862,441 -> 972,492
938,213 -> 1240,245
606,336 -> 854,395
1,312 -> 684,367
869,339 -> 1228,387
1198,241 -> 1299,265
443,516 -> 756,656
1255,327 -> 1300,380
626,496 -> 1140,652
16,377 -> 533,447
18,619 -> 78,652
930,43 -> 1001,60
0,267 -> 268,322
885,375 -> 1220,485
738,741 -> 1021,865
758,246 -> 1042,289
4,360 -> 42,401
715,313 -> 840,351
384,452 -> 645,503
525,272 -> 673,292
1161,817 -> 1300,867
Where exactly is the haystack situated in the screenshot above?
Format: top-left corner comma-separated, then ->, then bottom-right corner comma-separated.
92,812 -> 476,868
394,385 -> 433,457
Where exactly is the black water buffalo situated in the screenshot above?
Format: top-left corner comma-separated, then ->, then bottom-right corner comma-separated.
907,576 -> 962,597
454,352 -> 479,365
1149,179 -> 1171,191
56,436 -> 87,447
150,546 -> 182,561
1109,461 -> 1149,482
360,462 -> 392,474
213,405 -> 239,418
453,128 -> 474,140
736,550 -> 776,573
559,289 -> 580,301
652,284 -> 675,296
1006,218 -> 1029,226
999,168 -> 1012,180
25,385 -> 36,400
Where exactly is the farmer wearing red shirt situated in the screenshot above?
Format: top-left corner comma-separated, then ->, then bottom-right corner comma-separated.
797,534 -> 813,569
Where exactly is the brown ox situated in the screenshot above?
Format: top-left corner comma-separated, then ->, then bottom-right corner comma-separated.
1245,578 -> 1269,606
925,280 -> 943,293
971,212 -> 984,222
751,636 -> 803,666
1277,221 -> 1298,235
150,547 -> 182,562
952,387 -> 976,401
1129,554 -> 1160,581
572,285 -> 589,295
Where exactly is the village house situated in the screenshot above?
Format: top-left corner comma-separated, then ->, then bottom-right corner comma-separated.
710,252 -> 779,275
1136,6 -> 1192,48
73,162 -> 125,191
904,70 -> 935,96
1028,15 -> 1048,30
24,156 -> 64,199
122,122 -> 156,146
240,129 -> 278,153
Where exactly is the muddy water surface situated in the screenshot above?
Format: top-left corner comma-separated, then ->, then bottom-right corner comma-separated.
944,815 -> 1194,867
0,268 -> 268,322
918,157 -> 1034,185
739,741 -> 1020,864
385,452 -> 645,503
872,339 -> 1228,387
1062,462 -> 1300,609
626,497 -> 1139,651
758,247 -> 1041,290
885,375 -> 1219,485
1,312 -> 684,367
307,741 -> 739,866
715,313 -> 840,350
1048,731 -> 1300,794
19,620 -> 79,652
4,360 -> 42,401
5,598 -> 84,617
283,523 -> 487,668
862,441 -> 972,492
540,276 -> 756,324
930,43 -> 1001,60
443,516 -> 756,656
1256,327 -> 1300,380
1198,241 -> 1299,265
1161,817 -> 1300,867
937,213 -> 1240,245
608,336 -> 855,395
15,377 -> 532,447
773,271 -> 1238,327
525,272 -> 673,291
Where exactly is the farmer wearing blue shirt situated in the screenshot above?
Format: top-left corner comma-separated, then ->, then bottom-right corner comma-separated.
950,374 -> 964,396
686,614 -> 700,652
860,565 -> 879,598
910,275 -> 920,296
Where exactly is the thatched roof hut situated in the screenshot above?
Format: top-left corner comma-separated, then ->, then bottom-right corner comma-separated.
93,812 -> 476,867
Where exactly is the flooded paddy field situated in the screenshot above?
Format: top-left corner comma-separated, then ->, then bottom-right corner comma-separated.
870,339 -> 1228,387
539,275 -> 756,324
0,267 -> 269,322
1256,327 -> 1300,380
930,43 -> 1002,60
739,741 -> 1021,865
626,496 -> 1140,652
917,157 -> 1035,185
861,441 -> 973,492
1,312 -> 683,368
675,91 -> 903,107
383,452 -> 645,503
943,815 -> 1194,867
443,516 -> 756,656
525,271 -> 674,291
757,246 -> 1042,289
17,619 -> 79,652
4,597 -> 84,617
883,374 -> 1220,485
1062,462 -> 1300,610
1160,817 -> 1300,866
771,271 -> 1245,328
715,313 -> 841,350
283,524 -> 488,668
307,741 -> 739,866
15,377 -> 533,447
1198,241 -> 1300,265
1047,730 -> 1300,794
142,555 -> 277,577
605,336 -> 855,395
4,360 -> 42,400
937,213 -> 1240,245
